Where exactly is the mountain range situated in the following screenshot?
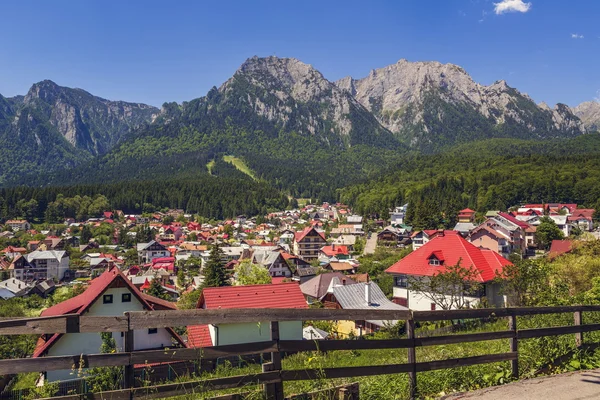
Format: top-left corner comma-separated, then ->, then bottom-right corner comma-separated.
1,56 -> 599,191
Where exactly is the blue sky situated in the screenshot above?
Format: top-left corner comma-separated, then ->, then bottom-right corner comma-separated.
0,0 -> 598,107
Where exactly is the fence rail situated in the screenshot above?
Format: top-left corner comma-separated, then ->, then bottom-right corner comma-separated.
2,305 -> 600,399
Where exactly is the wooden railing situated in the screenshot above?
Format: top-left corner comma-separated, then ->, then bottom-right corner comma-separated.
1,306 -> 600,399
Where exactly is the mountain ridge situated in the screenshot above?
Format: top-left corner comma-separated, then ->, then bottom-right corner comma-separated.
1,56 -> 598,188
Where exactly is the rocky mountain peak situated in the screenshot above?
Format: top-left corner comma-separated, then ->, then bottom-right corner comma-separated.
574,101 -> 600,131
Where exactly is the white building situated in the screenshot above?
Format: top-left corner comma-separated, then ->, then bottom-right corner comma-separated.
13,250 -> 69,282
33,267 -> 184,382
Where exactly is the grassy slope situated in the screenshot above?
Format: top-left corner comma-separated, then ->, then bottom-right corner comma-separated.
223,155 -> 257,180
163,315 -> 588,399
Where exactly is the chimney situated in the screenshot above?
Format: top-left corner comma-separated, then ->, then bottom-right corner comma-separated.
365,282 -> 372,305
342,278 -> 346,286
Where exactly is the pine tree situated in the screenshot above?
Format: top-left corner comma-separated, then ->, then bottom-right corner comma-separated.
203,244 -> 230,287
147,278 -> 169,300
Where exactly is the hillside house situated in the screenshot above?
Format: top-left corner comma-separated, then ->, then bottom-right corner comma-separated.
299,273 -> 356,304
386,231 -> 511,310
13,250 -> 69,282
457,208 -> 476,223
251,250 -> 292,277
33,267 -> 184,382
187,283 -> 307,348
293,227 -> 327,261
137,240 -> 170,264
6,220 -> 31,231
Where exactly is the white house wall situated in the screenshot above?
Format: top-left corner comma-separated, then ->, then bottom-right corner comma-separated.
212,321 -> 302,346
45,287 -> 175,382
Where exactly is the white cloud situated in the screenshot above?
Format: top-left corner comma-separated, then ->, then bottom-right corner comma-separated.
494,0 -> 532,15
571,33 -> 584,39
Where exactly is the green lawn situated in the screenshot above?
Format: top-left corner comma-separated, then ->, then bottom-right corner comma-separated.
223,155 -> 257,180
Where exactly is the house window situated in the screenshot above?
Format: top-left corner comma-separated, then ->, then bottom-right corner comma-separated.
148,328 -> 158,334
431,303 -> 436,311
103,294 -> 113,304
394,275 -> 408,288
428,258 -> 441,266
122,293 -> 131,303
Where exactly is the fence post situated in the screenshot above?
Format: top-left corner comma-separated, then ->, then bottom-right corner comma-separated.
574,310 -> 584,348
406,317 -> 417,400
508,314 -> 518,379
124,312 -> 135,390
262,321 -> 284,400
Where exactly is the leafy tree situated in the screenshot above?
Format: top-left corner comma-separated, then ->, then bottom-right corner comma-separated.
234,260 -> 272,285
80,225 -> 92,244
178,289 -> 202,310
85,332 -> 123,392
535,216 -> 564,250
407,260 -> 483,310
202,244 -> 230,287
495,259 -> 564,306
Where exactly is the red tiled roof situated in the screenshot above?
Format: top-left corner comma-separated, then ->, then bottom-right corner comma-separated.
459,208 -> 475,214
497,212 -> 530,229
294,227 -> 326,242
549,240 -> 574,259
187,325 -> 212,348
321,245 -> 349,257
386,232 -> 512,282
199,283 -> 308,309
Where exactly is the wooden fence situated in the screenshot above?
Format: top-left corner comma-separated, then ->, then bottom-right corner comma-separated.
1,306 -> 600,399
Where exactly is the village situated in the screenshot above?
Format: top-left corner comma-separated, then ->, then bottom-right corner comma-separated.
0,201 -> 596,386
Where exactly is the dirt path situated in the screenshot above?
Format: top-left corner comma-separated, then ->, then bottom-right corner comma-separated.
442,369 -> 600,400
363,234 -> 377,255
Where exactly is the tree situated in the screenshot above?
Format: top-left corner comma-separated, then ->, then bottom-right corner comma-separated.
202,244 -> 230,287
147,278 -> 170,300
535,216 -> 564,249
495,259 -> 562,306
407,260 -> 483,310
176,269 -> 186,288
81,225 -> 92,244
178,289 -> 202,310
85,332 -> 123,391
234,260 -> 272,285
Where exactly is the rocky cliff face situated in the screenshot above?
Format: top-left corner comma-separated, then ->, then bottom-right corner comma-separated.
574,101 -> 600,132
19,80 -> 158,154
212,56 -> 396,148
336,59 -> 586,149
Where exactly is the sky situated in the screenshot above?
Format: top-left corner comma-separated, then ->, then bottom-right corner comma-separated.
0,0 -> 598,107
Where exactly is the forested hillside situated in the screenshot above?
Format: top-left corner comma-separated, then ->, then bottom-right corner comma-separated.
340,134 -> 600,228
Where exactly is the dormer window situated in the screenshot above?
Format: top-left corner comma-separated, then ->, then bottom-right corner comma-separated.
427,251 -> 444,266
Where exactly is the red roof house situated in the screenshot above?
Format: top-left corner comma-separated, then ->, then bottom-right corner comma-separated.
34,267 -> 184,381
549,240 -> 575,259
386,231 -> 511,282
386,231 -> 511,310
187,283 -> 307,348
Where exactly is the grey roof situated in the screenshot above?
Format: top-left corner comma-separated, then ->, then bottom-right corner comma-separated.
25,250 -> 66,262
453,223 -> 476,233
303,325 -> 329,340
332,282 -> 407,327
137,240 -> 159,251
300,273 -> 356,300
296,266 -> 318,277
252,251 -> 282,267
0,278 -> 29,294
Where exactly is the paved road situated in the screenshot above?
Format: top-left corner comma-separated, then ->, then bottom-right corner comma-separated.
442,369 -> 600,400
363,234 -> 378,255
